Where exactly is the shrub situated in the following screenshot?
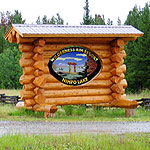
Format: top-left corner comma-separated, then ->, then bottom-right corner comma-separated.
63,105 -> 73,116
74,105 -> 86,116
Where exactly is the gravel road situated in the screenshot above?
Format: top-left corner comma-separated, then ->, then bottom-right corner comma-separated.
0,121 -> 150,136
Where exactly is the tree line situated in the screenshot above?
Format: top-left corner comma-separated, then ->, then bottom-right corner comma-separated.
0,1 -> 150,92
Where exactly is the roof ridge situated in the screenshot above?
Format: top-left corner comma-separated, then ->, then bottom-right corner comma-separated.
12,24 -> 133,28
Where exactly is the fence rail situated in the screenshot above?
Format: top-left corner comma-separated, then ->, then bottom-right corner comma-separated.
0,94 -> 21,104
136,98 -> 150,109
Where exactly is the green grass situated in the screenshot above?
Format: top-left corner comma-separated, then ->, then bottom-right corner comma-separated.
0,89 -> 20,96
0,104 -> 150,122
0,133 -> 150,150
127,89 -> 150,100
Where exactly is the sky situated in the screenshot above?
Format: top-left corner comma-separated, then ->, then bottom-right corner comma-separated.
0,0 -> 149,25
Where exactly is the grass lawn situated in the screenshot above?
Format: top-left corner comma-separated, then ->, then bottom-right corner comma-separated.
0,133 -> 150,150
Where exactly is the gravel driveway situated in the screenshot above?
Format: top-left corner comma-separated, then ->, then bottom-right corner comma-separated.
0,121 -> 150,136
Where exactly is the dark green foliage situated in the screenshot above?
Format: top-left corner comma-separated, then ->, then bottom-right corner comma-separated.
0,47 -> 22,89
125,3 -> 150,92
117,17 -> 121,25
37,13 -> 64,25
10,10 -> 26,24
0,10 -> 25,89
107,18 -> 113,25
64,105 -> 73,116
73,105 -> 86,116
81,0 -> 105,25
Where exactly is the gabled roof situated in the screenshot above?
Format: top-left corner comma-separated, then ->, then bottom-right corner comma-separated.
5,24 -> 143,39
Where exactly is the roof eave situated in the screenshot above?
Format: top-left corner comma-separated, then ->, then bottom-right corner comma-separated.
22,33 -> 143,38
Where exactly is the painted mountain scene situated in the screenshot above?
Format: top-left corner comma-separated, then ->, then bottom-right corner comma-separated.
52,51 -> 97,80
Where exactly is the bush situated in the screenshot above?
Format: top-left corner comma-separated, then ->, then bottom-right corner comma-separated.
0,47 -> 22,89
74,105 -> 86,116
63,105 -> 73,116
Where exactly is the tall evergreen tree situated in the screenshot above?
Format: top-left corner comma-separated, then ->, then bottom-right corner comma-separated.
107,18 -> 113,25
124,3 -> 150,91
82,0 -> 91,25
11,10 -> 26,24
42,15 -> 49,24
36,16 -> 41,24
40,13 -> 64,25
0,10 -> 25,89
117,17 -> 121,25
81,0 -> 105,25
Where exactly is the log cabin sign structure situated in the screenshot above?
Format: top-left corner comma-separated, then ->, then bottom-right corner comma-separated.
5,24 -> 143,118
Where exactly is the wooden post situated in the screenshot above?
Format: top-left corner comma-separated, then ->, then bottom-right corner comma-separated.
125,108 -> 136,117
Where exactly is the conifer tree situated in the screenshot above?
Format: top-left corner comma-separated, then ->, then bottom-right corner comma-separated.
125,3 -> 150,91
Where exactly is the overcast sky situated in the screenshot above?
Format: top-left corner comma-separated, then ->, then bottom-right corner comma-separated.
0,0 -> 149,25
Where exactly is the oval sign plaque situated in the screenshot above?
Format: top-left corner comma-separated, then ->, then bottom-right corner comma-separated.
48,46 -> 101,86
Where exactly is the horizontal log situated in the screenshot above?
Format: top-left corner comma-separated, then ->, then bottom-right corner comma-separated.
120,46 -> 124,50
111,47 -> 120,54
111,38 -> 124,47
25,106 -> 33,110
33,76 -> 46,87
43,44 -> 111,51
34,61 -> 45,70
34,39 -> 46,47
45,88 -> 112,98
102,64 -> 112,72
33,53 -> 44,61
22,52 -> 34,59
23,67 -> 34,75
19,58 -> 34,67
111,68 -> 123,76
33,104 -> 57,113
33,46 -> 44,54
111,76 -> 122,84
34,95 -> 46,104
10,37 -> 114,44
101,58 -> 111,64
120,50 -> 126,58
20,90 -> 35,99
44,37 -> 115,44
23,83 -> 35,91
45,95 -> 113,105
16,33 -> 37,44
111,53 -> 123,63
111,63 -> 121,68
120,64 -> 126,73
120,73 -> 125,79
34,87 -> 45,95
120,79 -> 128,88
110,99 -> 138,109
24,99 -> 36,107
19,75 -> 35,85
112,93 -> 126,101
16,37 -> 136,45
111,84 -> 124,94
19,44 -> 34,52
34,69 -> 44,77
43,80 -> 112,90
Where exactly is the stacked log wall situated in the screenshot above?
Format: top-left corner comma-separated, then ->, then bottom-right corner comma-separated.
18,37 -> 138,111
42,43 -> 114,105
109,39 -> 137,108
